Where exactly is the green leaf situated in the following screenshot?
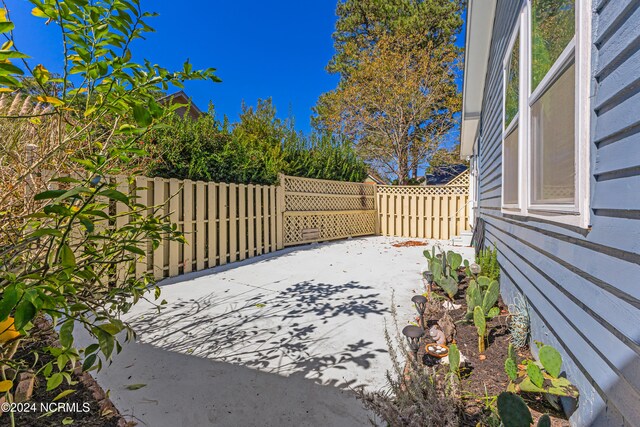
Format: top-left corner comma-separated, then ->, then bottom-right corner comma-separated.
59,320 -> 74,348
97,322 -> 123,335
0,50 -> 29,61
14,300 -> 36,330
124,245 -> 145,256
62,417 -> 74,425
0,21 -> 14,34
28,228 -> 63,238
94,328 -> 114,358
0,61 -> 22,76
53,389 -> 76,402
82,354 -> 97,372
98,189 -> 129,205
125,383 -> 146,390
46,373 -> 63,391
132,104 -> 152,127
33,64 -> 50,84
31,7 -> 49,18
34,189 -> 67,200
60,244 -> 76,268
0,285 -> 18,322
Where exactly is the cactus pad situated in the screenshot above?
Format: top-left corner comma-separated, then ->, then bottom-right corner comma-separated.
497,392 -> 533,427
505,357 -> 518,381
537,414 -> 551,427
448,343 -> 460,373
526,363 -> 544,388
539,345 -> 562,378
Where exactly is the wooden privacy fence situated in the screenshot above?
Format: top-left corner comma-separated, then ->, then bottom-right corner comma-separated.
127,176 -> 283,280
280,174 -> 377,246
377,172 -> 470,240
103,172 -> 468,280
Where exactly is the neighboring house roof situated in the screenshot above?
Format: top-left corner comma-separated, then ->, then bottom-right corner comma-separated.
158,91 -> 204,120
424,165 -> 469,185
364,172 -> 388,185
460,0 -> 497,159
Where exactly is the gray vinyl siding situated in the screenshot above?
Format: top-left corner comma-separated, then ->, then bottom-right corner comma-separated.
476,1 -> 640,426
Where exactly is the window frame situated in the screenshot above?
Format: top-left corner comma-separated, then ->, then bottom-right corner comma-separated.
502,0 -> 591,228
501,16 -> 523,211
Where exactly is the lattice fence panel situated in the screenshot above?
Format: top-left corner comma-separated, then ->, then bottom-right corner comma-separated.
283,175 -> 375,196
446,171 -> 469,186
377,185 -> 468,195
285,193 -> 375,211
281,174 -> 377,246
283,211 -> 376,246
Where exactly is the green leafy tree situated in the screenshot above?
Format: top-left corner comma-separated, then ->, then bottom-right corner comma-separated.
315,31 -> 461,184
328,0 -> 464,76
145,98 -> 368,184
0,0 -> 219,420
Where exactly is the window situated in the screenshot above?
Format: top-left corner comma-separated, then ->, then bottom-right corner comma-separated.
501,0 -> 590,228
502,28 -> 520,208
529,0 -> 577,208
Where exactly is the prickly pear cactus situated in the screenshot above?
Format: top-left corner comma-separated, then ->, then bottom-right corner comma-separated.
448,343 -> 460,374
537,414 -> 551,427
487,306 -> 500,318
527,362 -> 545,388
473,306 -> 486,353
465,281 -> 482,319
481,280 -> 500,313
505,357 -> 518,381
477,275 -> 491,289
539,345 -> 562,378
497,392 -> 533,427
508,343 -> 517,365
431,259 -> 443,280
436,275 -> 458,299
447,251 -> 462,274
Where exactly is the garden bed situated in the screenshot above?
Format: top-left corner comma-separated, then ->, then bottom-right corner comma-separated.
2,319 -> 124,427
407,263 -> 571,426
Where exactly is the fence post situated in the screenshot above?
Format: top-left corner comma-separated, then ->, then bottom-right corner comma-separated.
276,174 -> 285,250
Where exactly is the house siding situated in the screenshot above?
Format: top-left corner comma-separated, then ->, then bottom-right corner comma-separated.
476,1 -> 640,425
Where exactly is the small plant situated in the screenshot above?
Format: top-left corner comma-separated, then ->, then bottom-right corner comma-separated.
504,343 -> 579,399
497,392 -> 553,427
508,295 -> 530,349
504,344 -> 518,381
473,306 -> 487,353
476,246 -> 500,281
496,392 -> 533,427
448,343 -> 460,375
465,276 -> 500,321
423,247 -> 463,300
355,294 -> 461,426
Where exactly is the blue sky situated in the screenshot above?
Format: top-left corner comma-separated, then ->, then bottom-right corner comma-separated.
9,0 -> 464,136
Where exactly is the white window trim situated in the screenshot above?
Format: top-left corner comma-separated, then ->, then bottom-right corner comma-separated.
501,14 -> 523,212
503,0 -> 591,229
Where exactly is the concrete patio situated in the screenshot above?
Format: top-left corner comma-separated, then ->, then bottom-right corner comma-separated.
87,236 -> 473,426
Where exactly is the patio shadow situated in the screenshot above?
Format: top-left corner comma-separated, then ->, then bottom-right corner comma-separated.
128,280 -> 389,389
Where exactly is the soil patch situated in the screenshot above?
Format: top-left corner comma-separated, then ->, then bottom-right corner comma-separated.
417,276 -> 569,426
3,319 -> 124,427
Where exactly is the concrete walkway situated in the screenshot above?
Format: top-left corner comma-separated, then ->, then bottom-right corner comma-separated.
90,237 -> 473,426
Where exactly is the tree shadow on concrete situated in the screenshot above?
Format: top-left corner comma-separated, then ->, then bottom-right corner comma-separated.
128,280 -> 388,389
